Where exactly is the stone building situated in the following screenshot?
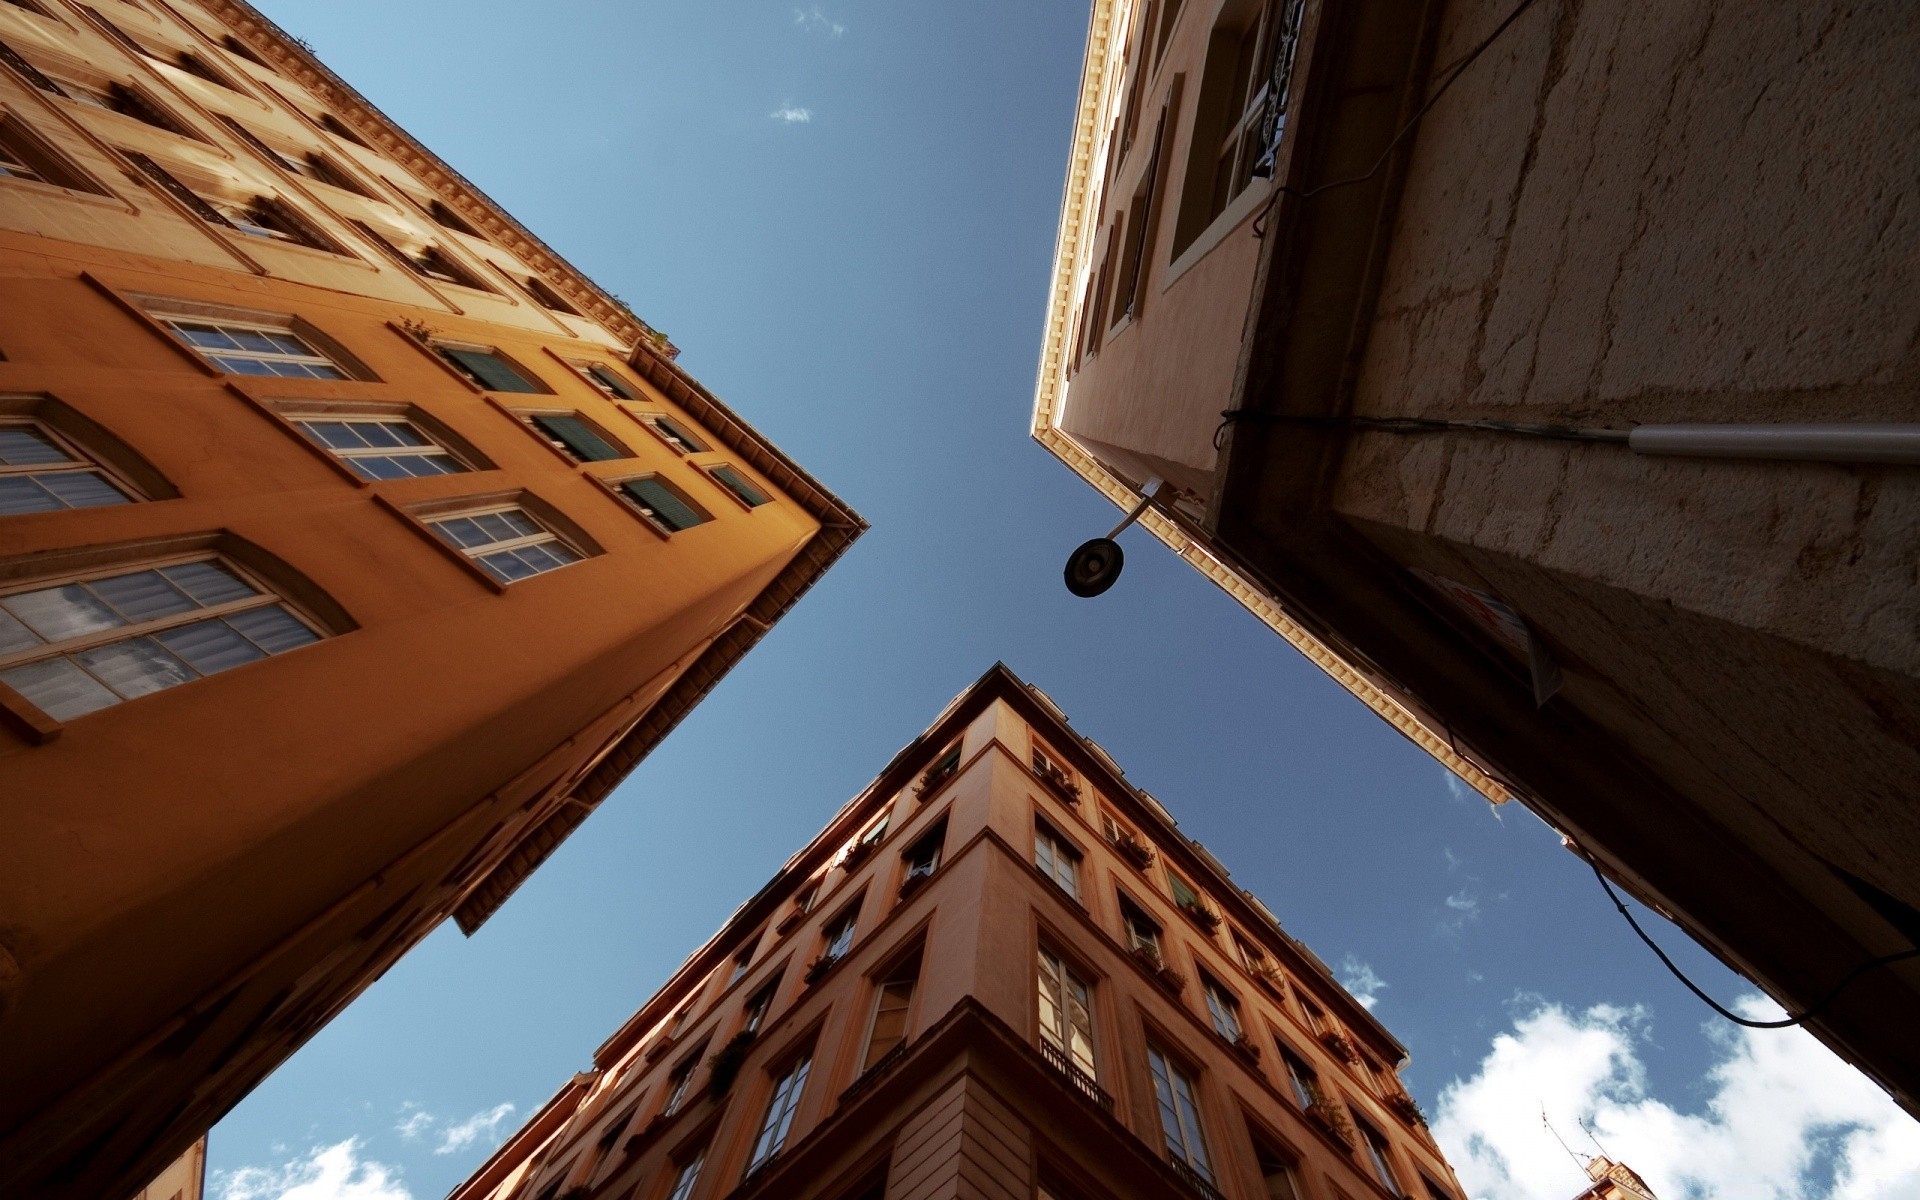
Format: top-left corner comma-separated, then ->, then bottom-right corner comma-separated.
451,665 -> 1465,1200
0,3 -> 860,1196
1032,0 -> 1919,1113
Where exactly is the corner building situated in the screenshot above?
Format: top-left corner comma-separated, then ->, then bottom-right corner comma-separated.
0,2 -> 860,1196
455,665 -> 1464,1200
1032,0 -> 1920,1112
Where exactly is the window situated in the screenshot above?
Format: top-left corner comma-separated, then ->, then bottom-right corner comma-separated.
1173,0 -> 1304,256
1120,896 -> 1162,958
1147,1045 -> 1215,1184
1252,1138 -> 1304,1200
706,464 -> 770,508
219,118 -> 366,193
820,904 -> 858,961
1167,870 -> 1201,910
1101,811 -> 1125,844
660,1048 -> 701,1117
289,414 -> 469,480
432,343 -> 545,393
161,314 -> 351,379
61,77 -> 194,138
319,112 -> 369,148
1420,1174 -> 1458,1200
1300,996 -> 1327,1035
0,117 -> 101,193
746,1054 -> 812,1172
637,413 -> 709,455
863,946 -> 921,1069
1279,1043 -> 1318,1110
728,934 -> 759,986
665,1147 -> 705,1200
901,820 -> 945,883
668,1005 -> 695,1036
570,360 -> 640,400
211,195 -> 332,249
425,505 -> 583,584
742,978 -> 777,1034
519,274 -> 580,315
1357,1119 -> 1402,1195
0,423 -> 136,513
521,411 -> 628,462
1233,933 -> 1266,974
221,34 -> 271,69
1034,821 -> 1080,898
791,883 -> 818,915
1109,100 -> 1168,326
616,477 -> 710,535
1036,946 -> 1095,1077
0,558 -> 321,721
1201,974 -> 1243,1042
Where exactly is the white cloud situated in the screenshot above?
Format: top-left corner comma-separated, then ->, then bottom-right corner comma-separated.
1432,996 -> 1920,1200
769,105 -> 813,124
393,1105 -> 432,1141
1337,954 -> 1387,1012
434,1102 -> 516,1156
1443,768 -> 1471,801
793,6 -> 845,36
216,1139 -> 412,1200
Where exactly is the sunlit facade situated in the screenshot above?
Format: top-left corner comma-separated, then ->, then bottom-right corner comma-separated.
0,3 -> 860,1197
453,665 -> 1465,1200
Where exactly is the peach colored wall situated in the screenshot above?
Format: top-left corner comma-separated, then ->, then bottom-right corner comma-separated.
461,684 -> 1464,1200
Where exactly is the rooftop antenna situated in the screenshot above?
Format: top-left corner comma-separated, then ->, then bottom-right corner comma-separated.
1579,1116 -> 1617,1163
1542,1108 -> 1587,1175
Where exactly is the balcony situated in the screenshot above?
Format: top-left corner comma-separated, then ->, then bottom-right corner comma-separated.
1037,1036 -> 1112,1112
1165,1154 -> 1227,1200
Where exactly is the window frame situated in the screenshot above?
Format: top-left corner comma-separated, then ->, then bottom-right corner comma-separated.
1036,942 -> 1097,1078
1199,971 -> 1245,1042
606,473 -> 713,537
702,462 -> 772,510
1355,1115 -> 1404,1195
148,303 -> 368,380
0,417 -> 142,513
563,358 -> 642,401
745,1051 -> 813,1174
425,339 -> 550,394
1146,1042 -> 1216,1184
631,411 -> 711,456
0,112 -> 108,195
280,407 -> 478,482
1033,817 -> 1082,899
861,942 -> 923,1069
418,501 -> 587,587
0,551 -> 327,725
513,408 -> 633,464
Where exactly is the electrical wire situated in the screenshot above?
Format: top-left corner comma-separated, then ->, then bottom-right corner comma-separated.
1253,0 -> 1543,240
1590,861 -> 1920,1030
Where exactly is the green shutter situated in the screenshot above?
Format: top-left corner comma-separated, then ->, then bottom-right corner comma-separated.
534,414 -> 622,462
588,364 -> 638,399
621,478 -> 707,532
442,347 -> 537,392
711,465 -> 771,507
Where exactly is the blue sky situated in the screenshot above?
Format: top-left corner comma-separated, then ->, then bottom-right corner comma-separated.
212,4 -> 1919,1199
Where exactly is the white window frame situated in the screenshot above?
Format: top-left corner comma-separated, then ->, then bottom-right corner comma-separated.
0,554 -> 323,721
1036,946 -> 1096,1076
424,504 -> 583,585
1147,1045 -> 1215,1183
286,412 -> 469,481
746,1055 -> 812,1173
1034,822 -> 1081,898
0,419 -> 138,512
157,312 -> 351,379
665,1148 -> 705,1200
1202,975 -> 1243,1041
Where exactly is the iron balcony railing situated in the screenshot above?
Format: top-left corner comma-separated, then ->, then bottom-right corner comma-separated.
1037,1036 -> 1113,1112
838,1038 -> 910,1107
1165,1154 -> 1229,1200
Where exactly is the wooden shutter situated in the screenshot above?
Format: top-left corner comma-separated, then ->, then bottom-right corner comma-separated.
443,348 -> 535,393
533,414 -> 622,462
123,152 -> 233,227
0,40 -> 68,96
621,479 -> 705,532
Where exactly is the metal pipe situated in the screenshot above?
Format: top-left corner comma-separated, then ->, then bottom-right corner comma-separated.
1627,424 -> 1920,465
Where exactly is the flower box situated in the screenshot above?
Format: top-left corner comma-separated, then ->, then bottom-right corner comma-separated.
898,867 -> 933,899
804,953 -> 840,986
1317,1028 -> 1360,1064
1251,965 -> 1287,998
1386,1091 -> 1426,1125
841,838 -> 875,867
1034,760 -> 1080,804
1130,944 -> 1185,993
1306,1100 -> 1355,1148
1112,831 -> 1155,870
1178,900 -> 1221,934
1230,1034 -> 1262,1065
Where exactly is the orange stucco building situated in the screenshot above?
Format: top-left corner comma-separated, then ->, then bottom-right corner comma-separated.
452,665 -> 1464,1200
0,3 -> 861,1197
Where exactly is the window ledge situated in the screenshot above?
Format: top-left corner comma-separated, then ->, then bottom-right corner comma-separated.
0,680 -> 60,745
1162,178 -> 1273,294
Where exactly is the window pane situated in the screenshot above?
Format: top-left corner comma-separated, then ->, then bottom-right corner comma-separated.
443,347 -> 537,393
77,636 -> 196,698
587,364 -> 638,399
430,516 -> 488,549
0,427 -> 71,466
0,607 -> 40,656
478,550 -> 536,582
91,571 -> 197,624
4,584 -> 123,642
153,619 -> 265,675
711,465 -> 770,507
1,657 -> 120,720
38,471 -> 130,508
160,561 -> 257,607
0,476 -> 61,515
225,606 -> 318,655
354,421 -> 404,449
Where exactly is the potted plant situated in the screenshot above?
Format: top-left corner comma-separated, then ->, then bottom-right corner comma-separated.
1034,757 -> 1080,803
1178,899 -> 1221,934
706,1031 -> 756,1098
1386,1090 -> 1426,1125
1130,943 -> 1185,993
804,952 -> 839,986
1251,964 -> 1287,998
1112,830 -> 1155,870
1317,1028 -> 1360,1064
1230,1033 -> 1262,1065
918,755 -> 958,795
841,838 -> 875,867
1306,1098 -> 1355,1148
